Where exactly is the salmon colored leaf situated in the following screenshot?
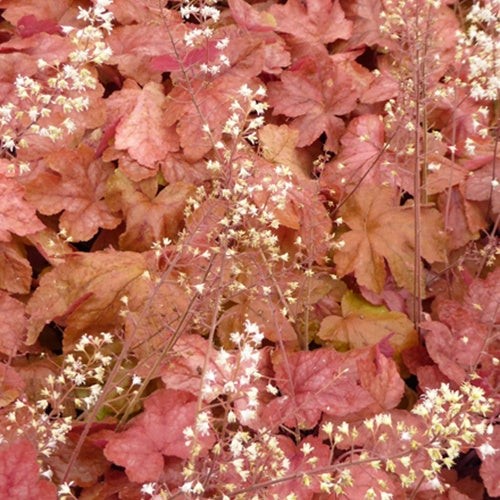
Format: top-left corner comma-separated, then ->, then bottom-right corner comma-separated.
165,73 -> 257,161
0,440 -> 57,499
0,175 -> 44,242
339,0 -> 385,48
320,114 -> 391,190
334,185 -> 447,293
25,249 -> 148,345
114,82 -> 179,169
26,249 -> 190,352
104,389 -> 215,483
229,0 -> 277,32
269,0 -> 352,54
106,17 -> 187,85
317,290 -> 418,360
258,124 -> 312,180
267,56 -> 358,151
25,145 -> 120,242
0,0 -> 72,25
106,169 -> 195,251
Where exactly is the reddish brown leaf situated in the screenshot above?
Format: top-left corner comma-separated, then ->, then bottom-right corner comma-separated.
437,189 -> 477,250
217,299 -> 298,345
321,114 -> 389,189
465,268 -> 500,325
48,428 -> 111,487
0,175 -> 44,242
465,161 -> 500,215
267,56 -> 358,151
0,363 -> 25,407
25,145 -> 120,242
104,389 -> 215,483
152,41 -> 220,72
0,240 -> 32,294
0,291 -> 26,355
0,440 -> 57,499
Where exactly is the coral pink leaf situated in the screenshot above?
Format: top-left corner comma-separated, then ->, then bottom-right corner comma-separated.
266,347 -> 389,429
0,440 -> 57,499
105,389 -> 215,483
183,41 -> 219,67
357,346 -> 405,409
150,53 -> 181,71
17,14 -> 61,37
479,426 -> 500,497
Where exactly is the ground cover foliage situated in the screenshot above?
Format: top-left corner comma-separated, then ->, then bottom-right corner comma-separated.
0,0 -> 498,498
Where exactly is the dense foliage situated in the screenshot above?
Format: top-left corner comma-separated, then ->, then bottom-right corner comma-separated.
0,0 -> 498,498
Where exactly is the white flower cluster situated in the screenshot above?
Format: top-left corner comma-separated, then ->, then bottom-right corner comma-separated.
0,0 -> 115,174
459,0 -> 500,100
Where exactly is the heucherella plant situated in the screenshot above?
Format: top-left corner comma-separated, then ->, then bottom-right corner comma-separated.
0,0 -> 498,498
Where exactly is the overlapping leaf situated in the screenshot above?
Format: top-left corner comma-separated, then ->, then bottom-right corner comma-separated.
0,440 -> 57,499
267,55 -> 359,152
317,290 -> 417,359
25,145 -> 120,242
106,169 -> 195,251
0,176 -> 44,242
104,389 -> 215,483
269,0 -> 352,55
264,345 -> 404,429
334,185 -> 447,293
